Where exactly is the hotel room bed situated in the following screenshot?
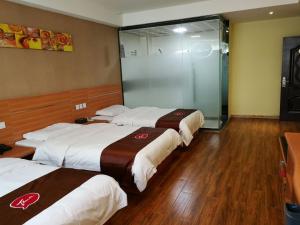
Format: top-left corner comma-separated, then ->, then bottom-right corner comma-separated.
93,105 -> 205,146
0,158 -> 127,225
17,123 -> 182,192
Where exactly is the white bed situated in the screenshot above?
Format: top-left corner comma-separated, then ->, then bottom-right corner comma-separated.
94,106 -> 205,146
28,123 -> 182,192
0,158 -> 127,225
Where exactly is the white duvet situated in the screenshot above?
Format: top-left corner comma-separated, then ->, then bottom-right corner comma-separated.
111,107 -> 205,146
33,123 -> 182,192
0,158 -> 127,225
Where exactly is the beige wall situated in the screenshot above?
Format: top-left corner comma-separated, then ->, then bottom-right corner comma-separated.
0,1 -> 121,100
229,16 -> 300,117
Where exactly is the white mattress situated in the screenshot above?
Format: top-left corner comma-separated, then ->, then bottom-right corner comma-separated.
33,123 -> 182,192
110,107 -> 205,146
0,158 -> 127,225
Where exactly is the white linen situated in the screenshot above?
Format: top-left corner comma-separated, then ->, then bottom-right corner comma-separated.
111,107 -> 205,146
33,123 -> 182,192
95,105 -> 129,116
0,158 -> 57,196
0,158 -> 127,225
15,139 -> 44,148
23,123 -> 82,141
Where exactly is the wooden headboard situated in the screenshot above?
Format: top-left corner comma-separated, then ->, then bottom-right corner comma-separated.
0,84 -> 123,144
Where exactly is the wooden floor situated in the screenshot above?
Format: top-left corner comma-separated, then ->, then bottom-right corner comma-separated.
106,118 -> 300,225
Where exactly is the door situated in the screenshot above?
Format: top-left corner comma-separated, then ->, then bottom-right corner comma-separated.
280,36 -> 300,121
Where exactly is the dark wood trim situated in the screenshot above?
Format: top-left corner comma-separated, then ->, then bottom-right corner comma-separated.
231,115 -> 279,120
117,30 -> 125,105
280,36 -> 300,121
119,15 -> 226,31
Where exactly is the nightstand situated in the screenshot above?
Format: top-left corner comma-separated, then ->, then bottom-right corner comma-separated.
0,146 -> 35,159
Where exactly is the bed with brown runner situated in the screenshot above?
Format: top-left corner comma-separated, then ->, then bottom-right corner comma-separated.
94,105 -> 205,146
0,158 -> 127,225
17,123 -> 182,192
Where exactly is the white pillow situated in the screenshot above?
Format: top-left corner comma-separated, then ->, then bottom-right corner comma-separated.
23,123 -> 82,141
91,115 -> 114,122
15,139 -> 44,148
95,105 -> 129,117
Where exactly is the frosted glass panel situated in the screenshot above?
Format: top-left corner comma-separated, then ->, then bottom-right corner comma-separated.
119,19 -> 228,129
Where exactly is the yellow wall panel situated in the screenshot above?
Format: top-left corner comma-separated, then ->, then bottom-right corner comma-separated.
229,16 -> 300,117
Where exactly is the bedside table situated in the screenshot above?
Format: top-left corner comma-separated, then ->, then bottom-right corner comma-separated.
0,146 -> 35,160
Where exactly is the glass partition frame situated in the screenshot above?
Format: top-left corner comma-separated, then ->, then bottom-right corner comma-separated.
119,16 -> 229,129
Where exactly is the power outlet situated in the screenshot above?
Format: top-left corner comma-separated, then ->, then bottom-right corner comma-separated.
83,103 -> 87,108
0,121 -> 6,129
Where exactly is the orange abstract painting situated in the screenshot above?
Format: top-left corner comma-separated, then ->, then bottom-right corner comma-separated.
0,23 -> 73,52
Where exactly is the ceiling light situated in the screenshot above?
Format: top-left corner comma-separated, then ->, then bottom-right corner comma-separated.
269,11 -> 274,15
173,27 -> 187,34
191,35 -> 201,38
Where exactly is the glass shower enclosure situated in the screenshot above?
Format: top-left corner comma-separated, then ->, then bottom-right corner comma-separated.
119,16 -> 229,129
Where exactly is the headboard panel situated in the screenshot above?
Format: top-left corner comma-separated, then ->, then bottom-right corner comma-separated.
87,85 -> 123,115
0,100 -> 13,144
0,84 -> 123,144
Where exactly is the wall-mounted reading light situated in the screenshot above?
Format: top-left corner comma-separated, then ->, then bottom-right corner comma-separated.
269,11 -> 274,15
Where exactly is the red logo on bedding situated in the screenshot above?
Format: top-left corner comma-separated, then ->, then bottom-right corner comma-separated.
134,133 -> 149,140
10,193 -> 40,210
174,112 -> 185,116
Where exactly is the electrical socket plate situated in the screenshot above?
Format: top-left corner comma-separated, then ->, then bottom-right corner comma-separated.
0,122 -> 6,129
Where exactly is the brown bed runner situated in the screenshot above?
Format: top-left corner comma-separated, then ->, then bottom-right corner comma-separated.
100,127 -> 167,183
155,109 -> 197,131
0,168 -> 98,225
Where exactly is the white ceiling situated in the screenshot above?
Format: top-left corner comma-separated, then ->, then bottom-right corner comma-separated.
7,0 -> 300,27
122,0 -> 300,26
224,3 -> 300,22
96,0 -> 208,14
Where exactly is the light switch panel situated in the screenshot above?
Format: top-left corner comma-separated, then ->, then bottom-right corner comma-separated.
0,121 -> 6,129
83,103 -> 87,108
75,105 -> 80,110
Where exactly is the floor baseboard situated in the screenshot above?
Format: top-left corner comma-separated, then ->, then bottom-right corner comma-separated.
230,115 -> 279,120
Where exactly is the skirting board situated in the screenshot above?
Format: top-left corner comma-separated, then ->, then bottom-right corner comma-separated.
230,115 -> 279,120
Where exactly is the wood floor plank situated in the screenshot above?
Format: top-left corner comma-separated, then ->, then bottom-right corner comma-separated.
106,118 -> 300,225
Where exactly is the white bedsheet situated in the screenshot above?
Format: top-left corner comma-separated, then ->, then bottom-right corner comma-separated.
111,107 -> 205,146
0,158 -> 127,225
33,123 -> 181,192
